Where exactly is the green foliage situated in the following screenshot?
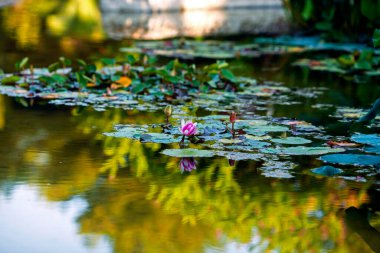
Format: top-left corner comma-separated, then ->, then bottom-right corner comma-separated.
0,57 -> 244,99
373,29 -> 380,47
15,57 -> 29,72
1,75 -> 21,85
287,0 -> 380,41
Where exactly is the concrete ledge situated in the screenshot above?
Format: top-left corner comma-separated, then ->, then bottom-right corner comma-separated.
100,0 -> 283,12
103,7 -> 290,39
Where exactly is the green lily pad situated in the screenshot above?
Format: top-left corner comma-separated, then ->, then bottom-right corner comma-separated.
218,139 -> 243,144
235,120 -> 268,128
351,134 -> 380,146
364,145 -> 380,154
320,154 -> 380,166
104,126 -> 148,139
140,133 -> 181,143
262,146 -> 345,156
161,148 -> 215,158
311,166 -> 343,176
215,151 -> 263,161
245,134 -> 272,141
245,125 -> 289,135
271,137 -> 312,145
226,140 -> 270,152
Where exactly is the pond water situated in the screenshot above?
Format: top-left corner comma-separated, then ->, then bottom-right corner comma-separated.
1,1 -> 380,253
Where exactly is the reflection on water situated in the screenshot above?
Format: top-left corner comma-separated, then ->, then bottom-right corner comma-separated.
0,97 -> 377,252
0,185 -> 110,253
2,0 -> 103,48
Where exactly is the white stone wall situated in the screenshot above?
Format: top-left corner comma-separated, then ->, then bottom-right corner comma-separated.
100,0 -> 283,12
102,7 -> 290,39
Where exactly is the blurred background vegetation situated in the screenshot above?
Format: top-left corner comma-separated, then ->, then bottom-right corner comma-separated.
285,0 -> 380,41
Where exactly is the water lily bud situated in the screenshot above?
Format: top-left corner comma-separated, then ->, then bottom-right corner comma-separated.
164,105 -> 172,117
230,111 -> 237,123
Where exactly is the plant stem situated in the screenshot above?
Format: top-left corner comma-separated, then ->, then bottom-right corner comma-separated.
179,135 -> 185,149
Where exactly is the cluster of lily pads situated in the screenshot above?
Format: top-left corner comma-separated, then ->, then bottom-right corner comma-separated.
1,54 -> 379,180
0,56 -> 305,115
105,108 -> 380,179
0,57 -> 244,100
118,36 -> 380,81
120,39 -> 307,60
292,30 -> 380,78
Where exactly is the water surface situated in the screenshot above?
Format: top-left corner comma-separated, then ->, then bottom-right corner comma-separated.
0,1 -> 380,253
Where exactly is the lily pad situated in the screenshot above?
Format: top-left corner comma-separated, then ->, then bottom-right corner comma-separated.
104,126 -> 148,139
271,137 -> 312,145
218,139 -> 243,144
261,146 -> 345,156
245,134 -> 272,141
320,154 -> 380,166
364,145 -> 380,154
226,140 -> 270,152
161,148 -> 215,158
140,133 -> 181,143
215,151 -> 263,161
245,125 -> 289,135
311,166 -> 343,176
351,134 -> 380,146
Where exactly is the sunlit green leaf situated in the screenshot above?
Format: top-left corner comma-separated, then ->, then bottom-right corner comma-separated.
1,75 -> 21,85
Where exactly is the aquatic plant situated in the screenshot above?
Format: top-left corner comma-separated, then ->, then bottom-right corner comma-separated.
164,105 -> 172,124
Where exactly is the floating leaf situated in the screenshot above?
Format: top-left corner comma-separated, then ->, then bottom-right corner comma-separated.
271,137 -> 311,145
245,125 -> 288,135
351,134 -> 380,146
104,126 -> 148,139
218,139 -> 243,144
140,133 -> 180,143
215,151 -> 263,161
311,166 -> 343,176
262,146 -> 345,156
320,154 -> 380,166
225,140 -> 270,152
245,134 -> 271,141
364,145 -> 380,155
161,148 -> 215,158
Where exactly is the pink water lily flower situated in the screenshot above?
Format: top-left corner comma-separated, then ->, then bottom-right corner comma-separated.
179,119 -> 197,136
